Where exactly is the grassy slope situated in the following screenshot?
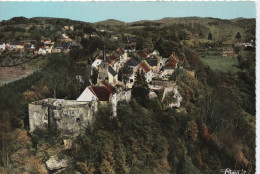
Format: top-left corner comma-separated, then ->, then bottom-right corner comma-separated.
94,19 -> 127,26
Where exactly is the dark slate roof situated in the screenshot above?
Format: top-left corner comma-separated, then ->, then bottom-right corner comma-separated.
124,45 -> 134,50
108,66 -> 117,77
10,41 -> 21,45
147,59 -> 158,66
125,59 -> 138,67
24,45 -> 32,48
60,42 -> 71,49
116,48 -> 125,55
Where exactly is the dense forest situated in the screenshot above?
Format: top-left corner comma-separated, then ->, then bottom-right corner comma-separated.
0,16 -> 255,173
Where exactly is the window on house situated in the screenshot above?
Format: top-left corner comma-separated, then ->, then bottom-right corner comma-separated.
76,118 -> 81,123
130,79 -> 133,83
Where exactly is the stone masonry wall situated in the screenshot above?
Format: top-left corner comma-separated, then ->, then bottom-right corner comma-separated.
29,90 -> 131,135
29,99 -> 99,135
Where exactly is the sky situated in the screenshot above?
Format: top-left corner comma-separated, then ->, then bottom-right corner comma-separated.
0,1 -> 256,23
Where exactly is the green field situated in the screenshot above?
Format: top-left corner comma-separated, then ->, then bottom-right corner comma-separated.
199,52 -> 240,73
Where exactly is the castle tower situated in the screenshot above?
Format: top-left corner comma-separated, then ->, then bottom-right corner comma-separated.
97,46 -> 109,82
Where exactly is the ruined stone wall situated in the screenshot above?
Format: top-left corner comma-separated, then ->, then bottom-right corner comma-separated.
152,80 -> 176,88
116,90 -> 131,103
29,99 -> 99,135
29,91 -> 132,135
50,102 -> 98,135
29,102 -> 49,132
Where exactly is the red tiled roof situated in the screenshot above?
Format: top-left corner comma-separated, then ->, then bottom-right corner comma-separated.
109,55 -> 117,61
140,62 -> 150,73
90,86 -> 112,101
143,50 -> 149,55
137,51 -> 147,58
106,55 -> 117,65
107,59 -> 112,64
35,43 -> 45,49
116,48 -> 125,54
101,81 -> 116,93
177,57 -> 184,63
170,53 -> 184,63
166,57 -> 178,68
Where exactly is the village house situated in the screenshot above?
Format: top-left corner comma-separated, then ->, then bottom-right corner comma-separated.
108,66 -> 118,84
91,34 -> 98,38
24,44 -> 34,51
60,34 -> 73,42
52,42 -> 72,54
222,47 -> 237,57
34,43 -> 45,55
108,54 -> 120,71
116,48 -> 128,63
96,56 -> 119,85
7,41 -> 24,50
41,39 -> 52,45
83,34 -> 90,40
124,58 -> 139,87
44,44 -> 54,54
146,58 -> 160,74
0,42 -> 6,51
64,25 -> 74,31
151,50 -> 160,56
235,42 -> 254,48
92,47 -> 127,74
52,47 -> 63,53
64,26 -> 69,30
92,56 -> 103,69
127,35 -> 137,46
124,45 -> 136,53
110,35 -> 119,41
77,81 -> 116,103
161,53 -> 183,77
138,61 -> 154,83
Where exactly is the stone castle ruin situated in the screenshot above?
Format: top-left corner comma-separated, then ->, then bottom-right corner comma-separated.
29,99 -> 98,135
29,81 -> 131,135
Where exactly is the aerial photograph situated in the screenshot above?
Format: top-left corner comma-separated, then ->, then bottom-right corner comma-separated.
0,1 -> 256,174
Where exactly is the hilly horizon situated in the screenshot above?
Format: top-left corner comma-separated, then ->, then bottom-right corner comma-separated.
0,16 -> 255,26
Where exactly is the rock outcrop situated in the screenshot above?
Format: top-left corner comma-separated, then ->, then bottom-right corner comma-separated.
46,156 -> 69,174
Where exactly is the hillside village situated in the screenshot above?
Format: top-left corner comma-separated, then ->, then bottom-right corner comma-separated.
29,44 -> 184,135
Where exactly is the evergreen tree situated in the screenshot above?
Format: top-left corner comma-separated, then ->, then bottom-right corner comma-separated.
132,70 -> 150,106
199,31 -> 203,38
235,32 -> 241,40
208,32 -> 213,40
